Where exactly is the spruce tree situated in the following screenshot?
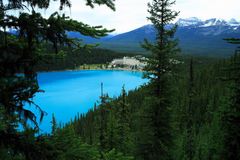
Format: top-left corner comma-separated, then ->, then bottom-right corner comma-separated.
51,113 -> 57,135
99,83 -> 109,159
141,0 -> 179,159
106,109 -> 118,150
116,86 -> 131,155
185,58 -> 195,160
142,0 -> 179,95
86,110 -> 95,145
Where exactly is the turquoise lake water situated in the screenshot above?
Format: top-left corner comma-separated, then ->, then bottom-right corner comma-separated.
27,70 -> 148,133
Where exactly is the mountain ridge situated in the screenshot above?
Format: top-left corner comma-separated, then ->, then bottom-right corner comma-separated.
70,17 -> 240,56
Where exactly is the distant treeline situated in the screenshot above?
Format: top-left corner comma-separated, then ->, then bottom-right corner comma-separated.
35,48 -> 139,71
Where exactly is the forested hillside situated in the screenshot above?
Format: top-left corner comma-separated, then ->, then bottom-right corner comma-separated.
1,0 -> 240,159
2,55 -> 236,160
2,53 -> 239,160
59,55 -> 233,160
36,48 -> 136,71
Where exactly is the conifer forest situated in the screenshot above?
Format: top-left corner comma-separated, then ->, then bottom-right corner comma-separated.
0,0 -> 240,159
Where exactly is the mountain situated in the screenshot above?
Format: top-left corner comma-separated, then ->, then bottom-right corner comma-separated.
71,18 -> 240,56
176,17 -> 203,27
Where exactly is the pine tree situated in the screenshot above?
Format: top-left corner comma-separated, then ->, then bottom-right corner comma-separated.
106,110 -> 118,150
99,83 -> 109,159
142,0 -> 180,96
52,125 -> 100,160
87,110 -> 95,145
116,86 -> 132,155
185,58 -> 195,160
51,113 -> 57,135
140,0 -> 179,159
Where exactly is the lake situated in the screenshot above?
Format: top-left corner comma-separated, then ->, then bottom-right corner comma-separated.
26,70 -> 147,133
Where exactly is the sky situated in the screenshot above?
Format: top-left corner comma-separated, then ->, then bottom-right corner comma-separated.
42,0 -> 240,33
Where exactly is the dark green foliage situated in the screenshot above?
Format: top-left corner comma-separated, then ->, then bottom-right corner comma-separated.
139,0 -> 179,159
184,59 -> 195,160
171,57 -> 229,160
85,0 -> 115,11
51,125 -> 100,160
115,86 -> 132,154
222,39 -> 240,160
1,0 -> 239,159
99,94 -> 109,158
142,0 -> 179,91
51,113 -> 57,135
64,55 -> 234,160
102,149 -> 134,160
36,48 -> 135,71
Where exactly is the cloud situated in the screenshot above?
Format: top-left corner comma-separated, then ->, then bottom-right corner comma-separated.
175,0 -> 240,20
65,0 -> 150,33
41,0 -> 240,33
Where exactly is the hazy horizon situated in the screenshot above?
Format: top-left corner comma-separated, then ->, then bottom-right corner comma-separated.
39,0 -> 240,34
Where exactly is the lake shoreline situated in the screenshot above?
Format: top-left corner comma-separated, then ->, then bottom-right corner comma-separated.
35,70 -> 147,133
37,67 -> 144,73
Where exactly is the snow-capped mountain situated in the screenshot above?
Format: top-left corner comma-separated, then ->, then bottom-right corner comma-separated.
175,17 -> 240,37
176,17 -> 203,27
177,17 -> 240,28
228,18 -> 240,26
68,17 -> 240,57
201,18 -> 228,27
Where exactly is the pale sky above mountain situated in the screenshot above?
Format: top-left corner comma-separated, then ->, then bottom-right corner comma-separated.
42,0 -> 240,33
